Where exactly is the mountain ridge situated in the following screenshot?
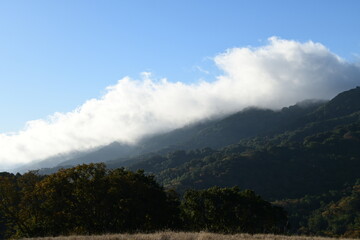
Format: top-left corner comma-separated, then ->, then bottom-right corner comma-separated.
36,99 -> 324,173
106,86 -> 360,200
33,86 -> 360,199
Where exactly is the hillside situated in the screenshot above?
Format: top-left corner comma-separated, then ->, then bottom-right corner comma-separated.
38,88 -> 360,199
112,86 -> 360,237
42,99 -> 324,172
97,87 -> 359,199
275,180 -> 360,237
35,87 -> 360,198
121,120 -> 360,200
36,86 -> 360,201
59,87 -> 359,171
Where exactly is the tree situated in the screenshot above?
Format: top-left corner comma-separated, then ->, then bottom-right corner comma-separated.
181,186 -> 287,233
21,164 -> 180,237
0,171 -> 42,238
307,182 -> 360,237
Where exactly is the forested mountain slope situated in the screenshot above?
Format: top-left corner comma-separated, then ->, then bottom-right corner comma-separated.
38,88 -> 360,200
103,87 -> 360,201
53,98 -> 325,170
122,121 -> 360,200
38,87 -> 360,172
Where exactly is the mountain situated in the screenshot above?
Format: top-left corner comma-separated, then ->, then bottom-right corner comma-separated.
26,99 -> 321,173
106,86 -> 360,161
45,99 -> 324,170
36,87 -> 360,200
58,142 -> 136,166
124,120 -> 360,200
313,86 -> 360,120
173,100 -> 326,149
105,86 -> 360,200
33,120 -> 219,174
12,150 -> 87,173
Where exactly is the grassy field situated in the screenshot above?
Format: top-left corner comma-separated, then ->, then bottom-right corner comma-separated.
22,232 -> 358,240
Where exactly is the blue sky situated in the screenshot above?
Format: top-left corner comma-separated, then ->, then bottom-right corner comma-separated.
1,0 -> 360,170
0,0 -> 359,132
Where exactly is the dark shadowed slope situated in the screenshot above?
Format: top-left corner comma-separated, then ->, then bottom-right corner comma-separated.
49,99 -> 324,171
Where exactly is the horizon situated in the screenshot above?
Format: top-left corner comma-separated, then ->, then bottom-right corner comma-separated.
1,0 -> 360,171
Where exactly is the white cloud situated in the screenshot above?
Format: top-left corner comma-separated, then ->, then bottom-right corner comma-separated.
213,37 -> 359,108
1,37 -> 359,171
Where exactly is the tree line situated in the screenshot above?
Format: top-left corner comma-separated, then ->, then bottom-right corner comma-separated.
276,180 -> 360,238
0,163 -> 287,238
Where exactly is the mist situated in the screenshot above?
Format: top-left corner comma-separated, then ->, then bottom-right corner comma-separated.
1,37 -> 359,171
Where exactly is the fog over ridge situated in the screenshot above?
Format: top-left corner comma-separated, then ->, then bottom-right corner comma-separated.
1,37 -> 360,171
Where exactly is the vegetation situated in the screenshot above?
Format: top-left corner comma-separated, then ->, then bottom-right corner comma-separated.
0,164 -> 179,238
0,164 -> 286,238
308,184 -> 360,238
275,181 -> 360,238
181,187 -> 287,233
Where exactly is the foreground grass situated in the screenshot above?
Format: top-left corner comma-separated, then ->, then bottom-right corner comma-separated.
22,232 -> 358,240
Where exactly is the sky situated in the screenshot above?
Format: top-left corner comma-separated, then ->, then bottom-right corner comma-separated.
0,0 -> 360,171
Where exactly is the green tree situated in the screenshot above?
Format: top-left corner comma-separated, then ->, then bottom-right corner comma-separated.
307,182 -> 360,237
181,186 -> 287,233
22,164 -> 180,237
0,171 -> 42,238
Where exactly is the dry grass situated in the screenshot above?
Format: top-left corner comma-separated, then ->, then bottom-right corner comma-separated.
21,232 -> 358,240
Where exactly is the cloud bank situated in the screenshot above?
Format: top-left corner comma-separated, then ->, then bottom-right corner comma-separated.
1,37 -> 360,171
